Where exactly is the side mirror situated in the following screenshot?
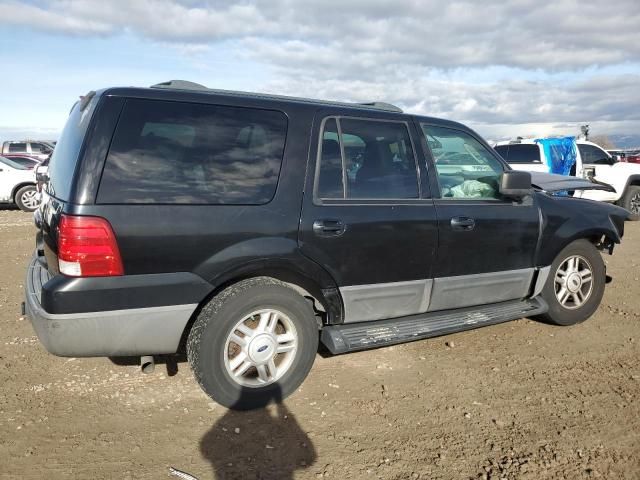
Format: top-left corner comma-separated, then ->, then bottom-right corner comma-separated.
500,170 -> 532,199
583,166 -> 596,180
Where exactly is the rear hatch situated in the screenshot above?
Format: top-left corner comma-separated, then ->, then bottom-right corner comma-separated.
36,93 -> 99,274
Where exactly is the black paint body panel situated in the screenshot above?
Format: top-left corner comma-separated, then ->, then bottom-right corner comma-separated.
35,86 -> 631,322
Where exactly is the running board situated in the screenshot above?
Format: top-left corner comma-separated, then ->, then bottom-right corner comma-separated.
321,297 -> 547,354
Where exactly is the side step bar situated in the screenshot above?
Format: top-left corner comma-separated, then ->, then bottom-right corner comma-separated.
321,297 -> 548,354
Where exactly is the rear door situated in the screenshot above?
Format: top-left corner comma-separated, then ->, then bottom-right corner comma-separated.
418,122 -> 540,311
299,112 -> 438,323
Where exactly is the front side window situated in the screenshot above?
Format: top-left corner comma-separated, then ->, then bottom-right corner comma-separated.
422,125 -> 504,199
316,117 -> 419,200
578,144 -> 612,165
29,142 -> 46,153
98,99 -> 287,205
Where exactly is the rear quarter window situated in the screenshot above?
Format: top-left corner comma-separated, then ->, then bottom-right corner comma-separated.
97,99 -> 288,205
47,95 -> 98,200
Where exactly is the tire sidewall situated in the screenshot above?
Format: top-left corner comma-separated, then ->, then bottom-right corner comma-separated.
621,186 -> 640,215
542,240 -> 605,326
191,282 -> 318,409
15,185 -> 37,212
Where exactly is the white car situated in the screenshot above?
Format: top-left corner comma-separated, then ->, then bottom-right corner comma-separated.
494,139 -> 640,214
0,156 -> 39,212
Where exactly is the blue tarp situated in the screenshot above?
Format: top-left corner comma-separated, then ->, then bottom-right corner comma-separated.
534,136 -> 577,176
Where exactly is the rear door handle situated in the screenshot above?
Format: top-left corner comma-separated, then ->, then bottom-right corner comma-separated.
451,216 -> 475,231
313,219 -> 346,237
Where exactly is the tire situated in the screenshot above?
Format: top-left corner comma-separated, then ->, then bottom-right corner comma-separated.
14,185 -> 38,212
619,185 -> 640,215
187,277 -> 318,410
536,239 -> 606,326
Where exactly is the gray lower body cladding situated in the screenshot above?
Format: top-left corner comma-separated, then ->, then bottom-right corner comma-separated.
25,257 -> 197,357
321,297 -> 548,354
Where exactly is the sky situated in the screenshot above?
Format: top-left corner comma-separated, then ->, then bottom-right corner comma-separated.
0,0 -> 639,144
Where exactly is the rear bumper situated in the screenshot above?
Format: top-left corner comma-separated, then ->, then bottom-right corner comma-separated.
25,257 -> 198,357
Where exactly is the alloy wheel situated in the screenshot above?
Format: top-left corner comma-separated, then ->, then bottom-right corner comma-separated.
223,309 -> 298,388
554,255 -> 594,310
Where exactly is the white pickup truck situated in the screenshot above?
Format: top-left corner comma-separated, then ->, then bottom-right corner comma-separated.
494,139 -> 640,214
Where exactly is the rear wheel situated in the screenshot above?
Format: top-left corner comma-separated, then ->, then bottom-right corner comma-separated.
619,185 -> 640,215
536,239 -> 606,326
187,277 -> 318,410
15,185 -> 38,212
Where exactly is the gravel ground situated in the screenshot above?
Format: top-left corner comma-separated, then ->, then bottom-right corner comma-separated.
0,208 -> 638,479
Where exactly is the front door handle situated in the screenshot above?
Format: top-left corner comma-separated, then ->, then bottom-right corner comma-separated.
451,216 -> 475,231
313,219 -> 346,237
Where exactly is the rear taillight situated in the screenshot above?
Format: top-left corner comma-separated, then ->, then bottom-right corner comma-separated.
57,214 -> 124,277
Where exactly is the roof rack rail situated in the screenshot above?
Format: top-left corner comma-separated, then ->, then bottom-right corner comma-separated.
150,80 -> 209,91
358,102 -> 403,113
149,80 -> 404,113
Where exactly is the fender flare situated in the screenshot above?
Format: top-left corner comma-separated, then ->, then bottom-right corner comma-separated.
192,237 -> 344,325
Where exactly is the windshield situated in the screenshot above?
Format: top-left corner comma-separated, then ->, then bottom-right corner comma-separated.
0,156 -> 30,170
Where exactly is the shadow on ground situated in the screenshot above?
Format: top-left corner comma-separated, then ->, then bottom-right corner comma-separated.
200,386 -> 316,479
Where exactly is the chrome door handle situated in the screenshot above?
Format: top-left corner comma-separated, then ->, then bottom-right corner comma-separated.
451,216 -> 475,231
313,219 -> 346,237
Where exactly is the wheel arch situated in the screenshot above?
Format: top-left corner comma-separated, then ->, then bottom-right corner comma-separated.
624,174 -> 640,189
177,258 -> 345,353
11,181 -> 36,201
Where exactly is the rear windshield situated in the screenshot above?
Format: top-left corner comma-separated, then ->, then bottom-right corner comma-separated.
47,94 -> 98,200
494,144 -> 541,164
97,99 -> 288,205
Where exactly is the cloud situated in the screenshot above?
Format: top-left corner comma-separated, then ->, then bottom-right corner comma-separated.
1,0 -> 639,141
2,0 -> 639,69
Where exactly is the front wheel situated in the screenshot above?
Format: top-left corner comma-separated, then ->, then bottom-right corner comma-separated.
619,185 -> 640,215
536,239 -> 606,326
15,185 -> 39,212
187,277 -> 318,410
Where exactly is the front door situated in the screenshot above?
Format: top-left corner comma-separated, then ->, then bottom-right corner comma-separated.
417,122 -> 540,312
299,112 -> 438,323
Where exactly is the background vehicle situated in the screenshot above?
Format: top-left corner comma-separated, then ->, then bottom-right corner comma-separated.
2,154 -> 40,169
495,139 -> 640,214
0,156 -> 39,211
1,141 -> 53,161
25,82 -> 634,410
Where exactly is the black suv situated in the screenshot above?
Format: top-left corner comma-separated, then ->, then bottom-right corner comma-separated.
25,81 -> 634,409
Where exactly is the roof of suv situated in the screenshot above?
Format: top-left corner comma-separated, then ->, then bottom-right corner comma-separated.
103,79 -> 404,114
97,80 -> 473,134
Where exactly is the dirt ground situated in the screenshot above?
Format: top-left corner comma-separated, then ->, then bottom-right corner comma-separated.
0,208 -> 638,480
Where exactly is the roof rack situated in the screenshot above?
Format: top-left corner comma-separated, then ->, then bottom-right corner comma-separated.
151,80 -> 209,91
149,80 -> 404,113
357,102 -> 403,113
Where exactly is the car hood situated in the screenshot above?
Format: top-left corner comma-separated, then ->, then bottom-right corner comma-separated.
529,172 -> 615,193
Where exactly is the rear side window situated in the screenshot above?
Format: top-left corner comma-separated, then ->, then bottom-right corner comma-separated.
98,99 -> 288,205
8,143 -> 27,152
47,95 -> 98,201
316,117 -> 419,200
